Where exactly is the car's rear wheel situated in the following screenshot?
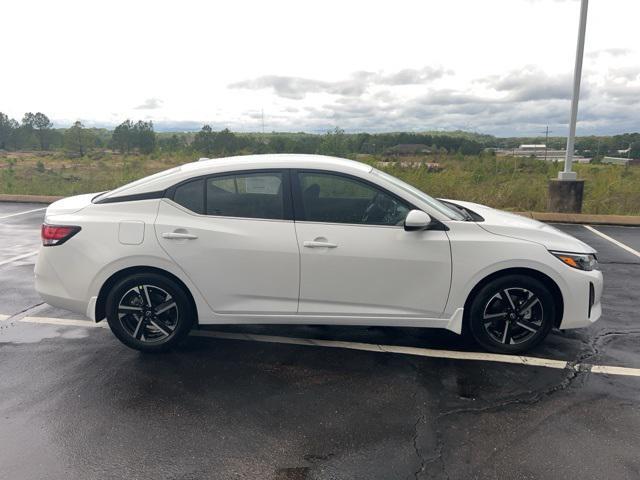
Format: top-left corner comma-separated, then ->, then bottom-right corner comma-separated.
468,274 -> 555,354
105,272 -> 194,352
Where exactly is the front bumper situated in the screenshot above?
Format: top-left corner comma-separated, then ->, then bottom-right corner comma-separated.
557,267 -> 603,330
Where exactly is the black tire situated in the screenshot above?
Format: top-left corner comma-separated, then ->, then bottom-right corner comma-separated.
468,274 -> 555,354
105,272 -> 194,352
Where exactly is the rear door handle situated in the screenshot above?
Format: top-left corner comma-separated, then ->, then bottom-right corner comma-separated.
303,240 -> 338,248
162,232 -> 198,240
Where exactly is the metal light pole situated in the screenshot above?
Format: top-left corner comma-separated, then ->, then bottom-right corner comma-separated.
548,0 -> 589,212
558,0 -> 588,180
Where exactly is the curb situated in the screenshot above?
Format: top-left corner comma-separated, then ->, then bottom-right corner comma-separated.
0,194 -> 64,204
1,194 -> 639,226
515,211 -> 640,226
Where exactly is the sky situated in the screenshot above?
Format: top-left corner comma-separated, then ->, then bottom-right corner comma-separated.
2,0 -> 639,136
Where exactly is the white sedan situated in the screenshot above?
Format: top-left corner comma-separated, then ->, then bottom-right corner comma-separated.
35,154 -> 603,354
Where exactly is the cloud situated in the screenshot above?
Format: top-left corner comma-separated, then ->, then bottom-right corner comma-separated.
375,66 -> 449,85
587,48 -> 631,59
228,66 -> 450,99
134,97 -> 163,110
602,84 -> 640,103
135,64 -> 640,136
606,66 -> 640,82
480,67 -> 576,101
416,89 -> 491,106
269,65 -> 639,136
228,73 -> 372,100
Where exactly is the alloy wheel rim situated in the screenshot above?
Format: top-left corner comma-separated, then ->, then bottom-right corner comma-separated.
482,287 -> 543,346
117,284 -> 179,343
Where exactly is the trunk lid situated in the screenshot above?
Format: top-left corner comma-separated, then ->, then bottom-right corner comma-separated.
45,193 -> 97,218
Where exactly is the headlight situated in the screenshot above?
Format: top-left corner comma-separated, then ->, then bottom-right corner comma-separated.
550,251 -> 598,271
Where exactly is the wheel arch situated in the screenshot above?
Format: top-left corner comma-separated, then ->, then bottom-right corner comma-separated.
95,266 -> 199,325
463,267 -> 564,329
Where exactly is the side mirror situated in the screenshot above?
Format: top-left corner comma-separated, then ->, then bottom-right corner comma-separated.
404,210 -> 432,231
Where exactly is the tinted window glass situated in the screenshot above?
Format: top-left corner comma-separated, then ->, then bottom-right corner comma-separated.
298,172 -> 410,225
173,178 -> 204,214
207,172 -> 284,219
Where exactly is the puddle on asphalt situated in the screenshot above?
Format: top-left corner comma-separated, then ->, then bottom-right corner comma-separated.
0,321 -> 91,344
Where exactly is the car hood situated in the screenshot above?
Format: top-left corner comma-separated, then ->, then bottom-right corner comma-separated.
443,199 -> 596,254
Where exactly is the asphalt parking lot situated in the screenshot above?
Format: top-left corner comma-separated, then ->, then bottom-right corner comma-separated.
1,202 -> 640,480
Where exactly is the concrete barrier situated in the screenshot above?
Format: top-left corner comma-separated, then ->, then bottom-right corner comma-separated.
515,211 -> 640,226
0,194 -> 64,204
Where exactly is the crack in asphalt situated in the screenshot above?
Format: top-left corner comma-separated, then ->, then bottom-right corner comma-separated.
439,363 -> 583,420
412,412 -> 427,480
411,326 -> 640,477
415,417 -> 449,480
579,328 -> 640,363
435,325 -> 640,420
420,363 -> 585,480
400,356 -> 450,480
409,330 -> 612,479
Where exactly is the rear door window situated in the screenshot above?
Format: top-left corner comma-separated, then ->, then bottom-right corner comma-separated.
206,172 -> 285,220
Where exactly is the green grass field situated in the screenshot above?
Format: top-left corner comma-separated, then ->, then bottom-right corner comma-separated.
1,151 -> 639,215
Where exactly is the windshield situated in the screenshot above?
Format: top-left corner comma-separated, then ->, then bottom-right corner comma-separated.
371,168 -> 466,221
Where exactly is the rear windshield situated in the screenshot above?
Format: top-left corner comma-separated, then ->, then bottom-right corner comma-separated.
92,167 -> 181,203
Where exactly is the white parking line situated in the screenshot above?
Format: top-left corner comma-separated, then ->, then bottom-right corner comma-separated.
191,330 -> 570,370
6,314 -> 640,377
0,207 -> 46,220
20,316 -> 108,328
584,225 -> 640,259
590,365 -> 640,377
0,250 -> 39,267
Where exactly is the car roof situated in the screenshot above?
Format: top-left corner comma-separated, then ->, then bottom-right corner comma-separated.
100,154 -> 373,199
187,154 -> 371,175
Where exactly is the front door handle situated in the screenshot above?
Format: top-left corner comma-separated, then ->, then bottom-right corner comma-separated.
162,231 -> 198,240
303,240 -> 338,248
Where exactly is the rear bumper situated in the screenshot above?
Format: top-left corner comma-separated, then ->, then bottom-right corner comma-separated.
558,268 -> 603,329
34,249 -> 90,317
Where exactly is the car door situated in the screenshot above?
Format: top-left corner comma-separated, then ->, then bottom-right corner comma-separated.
292,170 -> 451,318
155,170 -> 300,314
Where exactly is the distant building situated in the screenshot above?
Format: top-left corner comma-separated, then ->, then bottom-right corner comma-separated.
495,144 -> 589,163
384,144 -> 434,156
519,144 -> 547,150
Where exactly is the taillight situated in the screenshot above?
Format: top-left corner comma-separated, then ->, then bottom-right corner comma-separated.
41,224 -> 81,246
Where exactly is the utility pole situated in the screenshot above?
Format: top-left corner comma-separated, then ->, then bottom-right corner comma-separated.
559,0 -> 588,180
542,126 -> 551,161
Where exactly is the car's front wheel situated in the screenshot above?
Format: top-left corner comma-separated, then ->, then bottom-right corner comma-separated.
105,272 -> 194,352
468,274 -> 556,354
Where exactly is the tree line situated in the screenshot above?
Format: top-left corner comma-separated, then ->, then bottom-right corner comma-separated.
1,111 -> 639,159
0,113 -> 488,157
169,126 -> 489,157
0,112 -> 156,156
